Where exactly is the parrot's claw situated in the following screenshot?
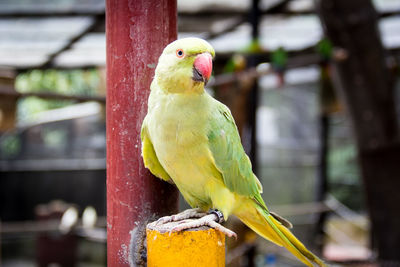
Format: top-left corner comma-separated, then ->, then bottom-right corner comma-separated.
169,214 -> 237,239
154,208 -> 207,226
152,208 -> 237,238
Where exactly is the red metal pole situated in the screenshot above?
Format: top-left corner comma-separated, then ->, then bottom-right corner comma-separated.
106,0 -> 178,266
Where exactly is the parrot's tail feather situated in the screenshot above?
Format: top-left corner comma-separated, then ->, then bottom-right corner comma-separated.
236,202 -> 327,267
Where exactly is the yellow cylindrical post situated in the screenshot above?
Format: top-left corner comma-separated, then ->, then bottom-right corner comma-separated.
146,221 -> 225,267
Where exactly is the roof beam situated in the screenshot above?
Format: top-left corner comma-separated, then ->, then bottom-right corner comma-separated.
0,4 -> 397,19
0,5 -> 104,17
0,87 -> 105,103
40,14 -> 105,69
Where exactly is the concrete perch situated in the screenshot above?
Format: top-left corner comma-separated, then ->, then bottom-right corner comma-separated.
146,220 -> 225,267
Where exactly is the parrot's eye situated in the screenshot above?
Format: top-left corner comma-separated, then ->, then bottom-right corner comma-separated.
176,49 -> 184,58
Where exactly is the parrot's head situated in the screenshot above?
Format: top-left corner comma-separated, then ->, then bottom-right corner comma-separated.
154,37 -> 215,94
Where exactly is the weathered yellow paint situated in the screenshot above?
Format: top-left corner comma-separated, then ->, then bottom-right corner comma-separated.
146,225 -> 225,267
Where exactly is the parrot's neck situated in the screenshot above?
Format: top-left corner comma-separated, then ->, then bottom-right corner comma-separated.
153,75 -> 205,95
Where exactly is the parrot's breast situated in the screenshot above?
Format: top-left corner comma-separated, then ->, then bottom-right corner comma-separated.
147,92 -> 218,208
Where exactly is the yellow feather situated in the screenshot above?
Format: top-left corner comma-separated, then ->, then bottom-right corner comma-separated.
234,198 -> 327,267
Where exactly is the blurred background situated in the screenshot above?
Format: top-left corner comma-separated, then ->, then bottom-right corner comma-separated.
0,0 -> 399,266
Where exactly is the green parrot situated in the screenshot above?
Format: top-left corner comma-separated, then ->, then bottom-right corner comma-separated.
141,37 -> 326,267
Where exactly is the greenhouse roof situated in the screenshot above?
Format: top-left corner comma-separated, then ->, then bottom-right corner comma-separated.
0,0 -> 399,69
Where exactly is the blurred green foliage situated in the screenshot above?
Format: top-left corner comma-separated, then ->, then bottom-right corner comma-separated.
316,38 -> 333,60
15,69 -> 101,122
271,47 -> 288,70
328,136 -> 364,211
329,144 -> 359,185
0,134 -> 21,159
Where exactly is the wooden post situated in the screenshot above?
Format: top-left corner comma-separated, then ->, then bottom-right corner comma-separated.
106,0 -> 179,266
247,0 -> 260,176
0,69 -> 17,132
146,222 -> 225,267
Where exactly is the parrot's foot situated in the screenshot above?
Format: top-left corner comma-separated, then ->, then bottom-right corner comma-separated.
152,208 -> 237,238
154,208 -> 207,226
169,213 -> 237,238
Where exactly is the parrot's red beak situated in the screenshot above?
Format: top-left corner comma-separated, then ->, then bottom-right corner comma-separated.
193,53 -> 213,85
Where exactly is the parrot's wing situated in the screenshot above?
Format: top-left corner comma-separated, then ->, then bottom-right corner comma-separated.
141,118 -> 173,183
208,102 -> 266,206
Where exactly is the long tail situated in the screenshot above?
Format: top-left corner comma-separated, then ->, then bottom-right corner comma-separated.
235,200 -> 327,267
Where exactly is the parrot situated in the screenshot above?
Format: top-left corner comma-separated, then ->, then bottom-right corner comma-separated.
141,37 -> 326,267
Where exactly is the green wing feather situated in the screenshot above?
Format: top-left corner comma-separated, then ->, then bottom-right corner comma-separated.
141,119 -> 173,183
208,101 -> 264,201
